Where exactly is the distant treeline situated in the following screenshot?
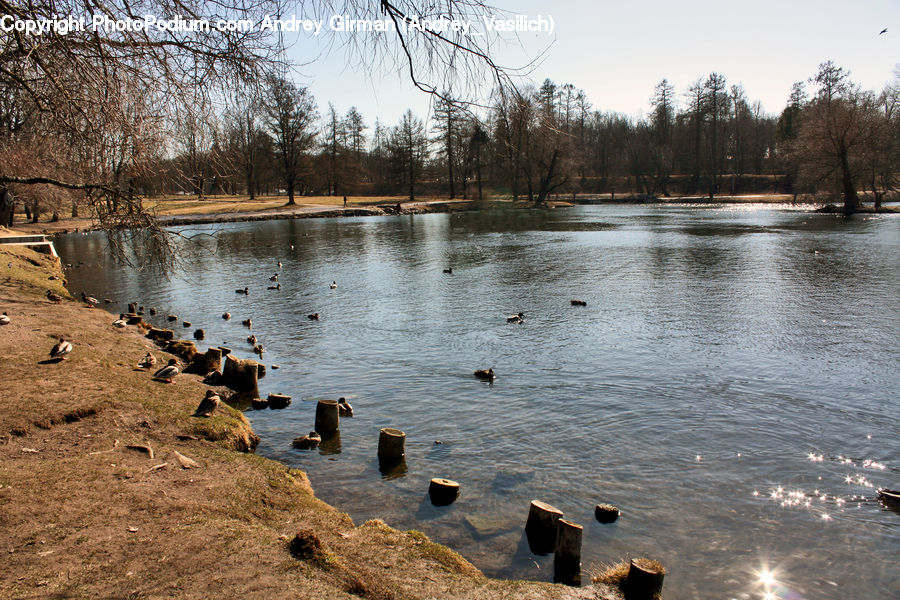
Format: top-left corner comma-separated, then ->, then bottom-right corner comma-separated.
145,61 -> 897,214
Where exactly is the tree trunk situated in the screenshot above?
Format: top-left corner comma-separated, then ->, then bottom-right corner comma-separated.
0,186 -> 14,227
840,149 -> 859,214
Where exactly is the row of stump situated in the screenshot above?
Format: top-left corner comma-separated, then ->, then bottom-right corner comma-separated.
132,313 -> 663,596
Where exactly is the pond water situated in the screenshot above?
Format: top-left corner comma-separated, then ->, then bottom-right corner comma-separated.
58,204 -> 900,599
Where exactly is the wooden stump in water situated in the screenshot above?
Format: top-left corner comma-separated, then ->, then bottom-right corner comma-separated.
187,347 -> 221,375
267,393 -> 291,409
315,400 -> 339,434
222,354 -> 259,394
594,503 -> 620,523
553,519 -> 582,585
624,558 -> 665,600
125,313 -> 143,326
251,397 -> 269,410
256,363 -> 266,379
428,478 -> 460,506
193,328 -> 204,340
128,302 -> 137,313
525,500 -> 564,555
377,428 -> 405,459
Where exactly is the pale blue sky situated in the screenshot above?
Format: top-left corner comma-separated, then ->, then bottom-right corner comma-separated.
283,0 -> 900,128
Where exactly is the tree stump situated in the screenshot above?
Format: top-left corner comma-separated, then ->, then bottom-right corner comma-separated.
525,500 -> 563,555
222,354 -> 259,394
267,393 -> 291,409
594,503 -> 620,523
128,302 -> 137,313
377,428 -> 405,459
553,519 -> 582,585
218,346 -> 232,356
193,328 -> 204,340
125,313 -> 143,326
166,340 -> 200,364
251,397 -> 269,410
428,478 -> 460,506
256,363 -> 266,379
315,400 -> 339,434
186,347 -> 221,375
624,558 -> 665,600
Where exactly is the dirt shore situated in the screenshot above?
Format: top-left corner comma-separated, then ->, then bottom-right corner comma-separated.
0,244 -> 620,599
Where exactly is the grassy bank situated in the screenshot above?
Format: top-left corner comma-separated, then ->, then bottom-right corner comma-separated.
0,244 -> 620,599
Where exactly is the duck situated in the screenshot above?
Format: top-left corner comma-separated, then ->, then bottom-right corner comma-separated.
307,313 -> 320,320
49,338 -> 73,360
222,312 -> 231,320
112,314 -> 127,328
242,318 -> 252,328
277,261 -> 283,268
235,287 -> 249,295
137,352 -> 157,369
46,290 -> 63,303
253,344 -> 265,355
153,358 -> 180,383
474,368 -> 496,380
507,312 -> 525,324
443,267 -> 453,274
247,334 -> 257,344
0,312 -> 9,325
292,431 -> 322,449
149,308 -> 157,315
269,273 -> 278,281
330,281 -> 337,289
193,390 -> 220,418
338,397 -> 353,416
571,299 -> 587,306
290,244 -> 294,251
81,292 -> 99,307
267,283 -> 281,290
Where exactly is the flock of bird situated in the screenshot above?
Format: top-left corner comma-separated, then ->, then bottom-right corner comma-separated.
30,258 -> 590,438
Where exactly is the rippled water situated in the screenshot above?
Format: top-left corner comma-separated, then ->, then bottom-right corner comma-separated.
58,205 -> 900,599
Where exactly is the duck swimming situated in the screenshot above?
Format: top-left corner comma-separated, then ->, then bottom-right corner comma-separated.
307,313 -> 319,320
235,287 -> 249,294
292,431 -> 322,449
242,318 -> 252,328
338,397 -> 353,416
474,368 -> 496,380
507,312 -> 525,324
330,281 -> 337,289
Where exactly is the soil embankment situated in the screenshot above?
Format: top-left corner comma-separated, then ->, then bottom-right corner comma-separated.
0,243 -> 618,599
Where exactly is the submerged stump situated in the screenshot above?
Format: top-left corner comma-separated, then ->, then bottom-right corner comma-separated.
315,400 -> 339,434
525,500 -> 563,555
553,519 -> 582,586
594,503 -> 620,523
624,558 -> 666,600
222,354 -> 259,394
377,427 -> 406,459
267,393 -> 291,409
428,478 -> 460,506
186,347 -> 221,375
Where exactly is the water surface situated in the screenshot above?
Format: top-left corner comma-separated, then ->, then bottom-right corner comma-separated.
58,205 -> 900,599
